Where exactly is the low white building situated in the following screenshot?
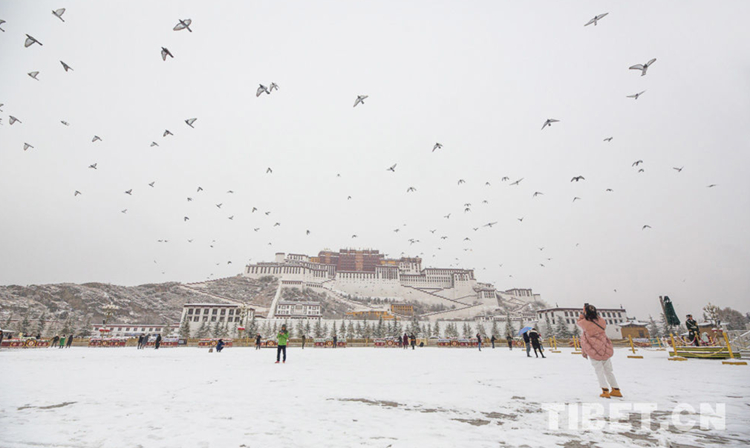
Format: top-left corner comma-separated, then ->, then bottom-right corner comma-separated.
274,300 -> 322,319
91,323 -> 179,337
180,303 -> 255,335
536,307 -> 629,340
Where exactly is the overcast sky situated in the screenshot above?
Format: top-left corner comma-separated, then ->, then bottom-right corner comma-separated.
1,0 -> 749,321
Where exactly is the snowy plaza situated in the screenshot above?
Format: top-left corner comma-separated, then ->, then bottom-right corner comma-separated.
1,346 -> 748,448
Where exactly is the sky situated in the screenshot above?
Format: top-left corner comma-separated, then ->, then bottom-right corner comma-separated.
1,0 -> 749,321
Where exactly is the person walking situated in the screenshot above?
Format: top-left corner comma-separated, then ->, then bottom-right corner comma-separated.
137,334 -> 143,349
276,325 -> 289,364
507,337 -> 513,350
66,334 -> 74,348
578,304 -> 622,398
51,335 -> 59,348
154,333 -> 162,350
476,333 -> 482,351
522,330 -> 531,357
410,333 -> 416,350
332,334 -> 338,348
686,314 -> 700,346
216,339 -> 225,353
255,333 -> 262,350
490,335 -> 496,349
528,328 -> 545,358
402,333 -> 409,350
59,335 -> 66,349
301,334 -> 306,349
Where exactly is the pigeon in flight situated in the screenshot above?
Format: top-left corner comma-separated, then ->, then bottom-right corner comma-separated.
353,95 -> 368,107
125,189 -> 132,195
306,230 -> 311,235
629,58 -> 657,76
121,209 -> 127,214
539,247 -> 545,251
432,143 -> 443,152
541,119 -> 559,130
52,8 -> 66,22
457,179 -> 465,185
61,121 -> 69,126
584,13 -> 608,26
632,160 -> 643,167
174,19 -> 192,32
572,197 -> 581,202
228,216 -> 234,220
269,82 -> 279,92
92,135 -> 102,143
256,84 -> 270,97
161,47 -> 174,61
9,116 -> 21,125
510,178 -> 524,186
605,188 -> 613,192
570,176 -> 585,182
23,143 -> 34,151
464,203 -> 472,207
88,163 -> 97,169
25,34 -> 42,47
273,222 -> 280,227
673,166 -> 683,172
429,229 -> 436,233
485,182 -> 491,186
197,187 -> 203,192
484,222 -> 497,228
351,235 -> 358,238
444,214 -> 451,219
185,118 -> 197,128
518,217 -> 524,222
387,164 -> 397,172
60,61 -> 73,72
163,129 -> 173,137
604,137 -> 613,142
254,228 -> 260,232
0,19 -> 5,32
150,142 -> 159,147
406,187 -> 417,193
501,177 -> 509,182
216,203 -> 222,209
266,167 -> 273,174
533,191 -> 543,197
227,190 -> 234,194
28,71 -> 40,80
627,90 -> 646,100
184,216 -> 190,222
148,182 -> 155,187
251,207 -> 257,213
638,168 -> 645,173
642,225 -> 651,230
707,184 -> 717,188
74,190 -> 81,196
464,207 -> 471,213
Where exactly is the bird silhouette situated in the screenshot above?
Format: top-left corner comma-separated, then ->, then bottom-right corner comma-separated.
501,177 -> 509,181
573,197 -> 581,202
60,121 -> 69,126
187,197 -> 192,202
673,167 -> 683,172
604,137 -> 613,142
517,217 -> 524,222
266,167 -> 273,174
197,187 -> 203,192
121,209 -> 127,214
353,95 -> 368,107
629,58 -> 657,76
632,160 -> 643,167
74,190 -> 81,196
444,214 -> 451,219
60,61 -> 73,72
627,91 -> 646,100
406,187 -> 417,193
25,34 -> 42,47
306,230 -> 311,235
149,182 -> 155,187
570,176 -> 585,182
23,143 -> 34,151
173,19 -> 193,32
387,164 -> 397,172
161,47 -> 174,61
707,184 -> 717,188
0,19 -> 5,32
185,118 -> 197,128
216,203 -> 222,209
125,189 -> 132,195
510,178 -> 524,186
638,169 -> 645,173
269,82 -> 279,92
457,179 -> 465,185
541,119 -> 559,130
605,188 -> 613,192
163,130 -> 173,137
9,116 -> 21,125
92,135 -> 102,143
28,71 -> 39,80
432,143 -> 443,152
533,191 -> 543,197
584,13 -> 608,26
256,84 -> 270,97
642,225 -> 651,230
150,142 -> 159,147
484,222 -> 497,228
228,216 -> 234,220
184,217 -> 190,221
88,163 -> 97,169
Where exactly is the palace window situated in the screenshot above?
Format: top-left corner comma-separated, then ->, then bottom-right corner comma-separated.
194,317 -> 199,322
188,309 -> 193,314
212,309 -> 218,315
203,309 -> 209,314
219,317 -> 224,322
220,309 -> 226,316
211,316 -> 217,322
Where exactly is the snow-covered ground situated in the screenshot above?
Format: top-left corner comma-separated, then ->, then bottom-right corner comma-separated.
1,346 -> 748,447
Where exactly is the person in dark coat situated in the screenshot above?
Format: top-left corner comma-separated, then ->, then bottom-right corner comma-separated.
410,334 -> 416,350
216,339 -> 225,353
522,331 -> 531,357
402,333 -> 409,349
528,328 -> 545,358
507,337 -> 513,350
332,335 -> 338,348
66,334 -> 74,348
686,315 -> 700,346
51,335 -> 59,348
143,334 -> 150,348
490,335 -> 496,349
255,333 -> 262,350
154,334 -> 162,350
0,330 -> 4,349
476,333 -> 482,351
301,334 -> 306,349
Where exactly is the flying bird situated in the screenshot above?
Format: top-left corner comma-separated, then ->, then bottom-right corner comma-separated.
228,216 -> 234,220
92,135 -> 102,142
125,189 -> 132,195
273,222 -> 280,226
251,207 -> 257,212
0,19 -> 5,32
353,95 -> 368,107
604,137 -> 613,142
184,217 -> 189,222
25,34 -> 42,47
533,191 -> 543,197
256,84 -> 270,97
510,178 -> 524,186
23,143 -> 34,151
148,182 -> 155,187
605,188 -> 613,192
541,119 -> 559,130
161,47 -> 174,61
74,190 -> 81,196
464,207 -> 471,213
573,197 -> 581,202
121,209 -> 127,214
351,235 -> 358,238
485,182 -> 491,186
457,179 -> 465,185
9,116 -> 21,125
432,143 -> 443,152
216,203 -> 222,208
501,177 -> 509,182
227,190 -> 234,194
306,230 -> 311,235
185,118 -> 197,128
266,167 -> 273,174
570,176 -> 585,182
517,217 -> 524,222
632,160 -> 643,167
52,8 -> 66,22
627,90 -> 646,100
387,164 -> 397,172
88,163 -> 97,169
60,61 -> 73,72
629,58 -> 657,76
163,129 -> 173,137
150,142 -> 159,147
484,222 -> 497,228
269,82 -> 279,92
28,71 -> 39,80
174,19 -> 192,32
406,187 -> 416,193
584,13 -> 608,26
197,187 -> 203,192
61,121 -> 69,126
444,214 -> 451,219
707,184 -> 717,188
638,169 -> 645,173
642,225 -> 651,230
673,166 -> 683,172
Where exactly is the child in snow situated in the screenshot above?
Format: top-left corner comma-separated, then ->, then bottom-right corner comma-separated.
577,304 -> 622,399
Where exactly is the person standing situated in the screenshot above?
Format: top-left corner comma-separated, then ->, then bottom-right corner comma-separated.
507,337 -> 513,351
578,304 -> 622,398
528,328 -> 545,358
402,333 -> 409,350
136,334 -> 143,349
66,334 -> 74,348
154,333 -> 162,350
59,335 -> 66,349
686,314 -> 700,346
255,333 -> 262,350
476,333 -> 482,351
522,330 -> 531,357
301,334 -> 306,349
0,329 -> 4,349
276,325 -> 289,364
410,333 -> 416,350
332,334 -> 338,348
216,339 -> 225,353
490,335 -> 496,349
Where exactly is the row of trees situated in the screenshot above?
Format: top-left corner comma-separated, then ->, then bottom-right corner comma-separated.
4,312 -> 93,337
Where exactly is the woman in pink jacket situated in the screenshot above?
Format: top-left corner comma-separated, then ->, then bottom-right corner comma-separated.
577,304 -> 622,398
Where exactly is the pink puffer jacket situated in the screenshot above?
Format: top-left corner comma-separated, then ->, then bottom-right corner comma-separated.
577,314 -> 614,361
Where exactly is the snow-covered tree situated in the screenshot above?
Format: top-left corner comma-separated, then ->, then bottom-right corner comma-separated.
195,321 -> 209,338
322,322 -> 330,338
179,318 -> 191,339
543,314 -> 554,338
375,316 -> 385,338
462,322 -> 472,339
646,315 -> 660,338
659,313 -> 673,336
35,312 -> 47,336
572,324 -> 580,338
347,321 -> 355,339
433,321 -> 441,338
331,321 -> 338,338
702,303 -> 721,327
555,317 -> 571,338
313,319 -> 323,338
477,321 -> 487,338
211,320 -> 221,338
295,320 -> 305,338
505,314 -> 515,338
362,321 -> 372,339
79,316 -> 92,337
490,320 -> 499,339
304,319 -> 312,336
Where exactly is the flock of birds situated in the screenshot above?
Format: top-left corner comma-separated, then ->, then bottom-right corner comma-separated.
1,9 -> 721,285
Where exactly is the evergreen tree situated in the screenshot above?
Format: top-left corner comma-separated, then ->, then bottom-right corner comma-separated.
179,317 -> 191,339
322,322 -> 330,338
211,320 -> 221,338
313,319 -> 323,338
347,321 -> 355,339
393,320 -> 403,338
555,317 -> 571,338
543,314 -> 554,338
491,320 -> 499,339
375,316 -> 385,338
247,315 -> 258,337
425,322 -> 432,338
304,319 -> 312,336
477,321 -> 487,338
332,321 -> 338,338
659,312 -> 672,337
35,312 -> 47,336
79,315 -> 92,337
362,321 -> 372,339
462,322 -> 472,338
572,324 -> 580,338
272,321 -> 278,336
196,320 -> 209,338
433,321 -> 441,338
295,320 -> 305,338
355,321 -> 363,338
646,315 -> 660,338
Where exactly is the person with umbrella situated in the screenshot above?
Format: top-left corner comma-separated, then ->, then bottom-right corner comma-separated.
577,304 -> 622,398
519,326 -> 533,357
528,328 -> 545,358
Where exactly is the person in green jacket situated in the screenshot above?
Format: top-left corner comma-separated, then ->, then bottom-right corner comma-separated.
59,335 -> 66,349
276,324 -> 289,364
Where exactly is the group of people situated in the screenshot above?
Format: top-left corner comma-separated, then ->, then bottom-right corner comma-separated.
402,333 -> 417,349
49,334 -> 75,348
137,333 -> 162,349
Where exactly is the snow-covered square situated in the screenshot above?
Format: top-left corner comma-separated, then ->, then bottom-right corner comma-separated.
1,346 -> 748,447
